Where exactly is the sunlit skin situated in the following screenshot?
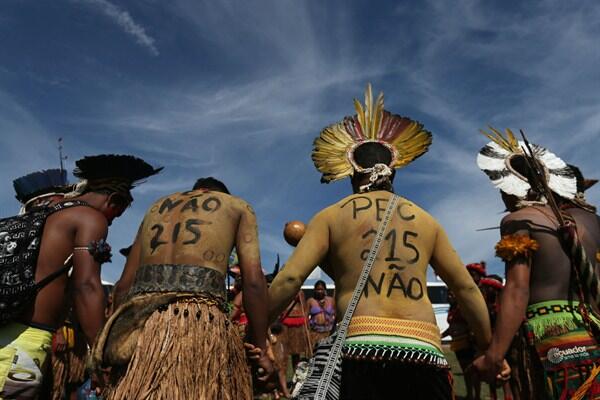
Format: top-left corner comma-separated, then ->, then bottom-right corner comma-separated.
112,188 -> 274,383
472,195 -> 600,382
269,187 -> 492,351
21,192 -> 127,347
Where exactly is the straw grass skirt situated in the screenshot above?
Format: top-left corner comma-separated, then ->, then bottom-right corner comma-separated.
49,328 -> 88,400
280,325 -> 308,356
106,299 -> 252,400
309,330 -> 330,348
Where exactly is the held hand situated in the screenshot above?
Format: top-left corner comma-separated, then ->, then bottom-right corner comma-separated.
498,359 -> 512,382
471,353 -> 504,384
255,354 -> 277,391
243,343 -> 277,391
243,342 -> 262,361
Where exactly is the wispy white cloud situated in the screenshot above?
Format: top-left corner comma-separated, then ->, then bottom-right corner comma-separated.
77,0 -> 159,56
377,0 -> 600,276
2,0 -> 599,282
68,0 -> 600,279
0,89 -> 60,216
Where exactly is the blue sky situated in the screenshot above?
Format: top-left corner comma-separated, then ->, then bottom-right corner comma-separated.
0,0 -> 598,283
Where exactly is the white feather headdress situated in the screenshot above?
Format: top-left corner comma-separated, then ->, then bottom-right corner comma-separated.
477,127 -> 577,200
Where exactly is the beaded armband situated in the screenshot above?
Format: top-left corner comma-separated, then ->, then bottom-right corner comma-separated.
495,234 -> 539,263
73,239 -> 112,264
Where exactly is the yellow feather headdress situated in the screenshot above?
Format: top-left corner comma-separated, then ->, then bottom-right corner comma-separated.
312,84 -> 432,183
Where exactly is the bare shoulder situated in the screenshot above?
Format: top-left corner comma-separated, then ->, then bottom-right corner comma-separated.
501,207 -> 548,224
57,204 -> 107,226
229,194 -> 256,216
397,195 -> 437,222
73,206 -> 108,232
47,204 -> 108,241
312,203 -> 335,224
501,209 -> 528,226
500,208 -> 542,235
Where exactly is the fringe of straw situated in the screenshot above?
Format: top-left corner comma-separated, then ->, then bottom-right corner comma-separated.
50,335 -> 88,400
281,325 -> 309,356
106,299 -> 252,400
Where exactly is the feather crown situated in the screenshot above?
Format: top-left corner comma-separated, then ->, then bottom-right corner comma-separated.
477,127 -> 576,200
68,154 -> 163,202
73,154 -> 162,183
13,169 -> 70,203
312,84 -> 432,183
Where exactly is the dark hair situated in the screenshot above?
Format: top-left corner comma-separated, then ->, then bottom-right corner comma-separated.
109,193 -> 132,208
92,189 -> 132,208
568,164 -> 586,193
351,142 -> 395,192
508,155 -> 535,182
508,155 -> 549,201
353,142 -> 393,169
193,177 -> 230,194
314,280 -> 327,290
270,322 -> 284,335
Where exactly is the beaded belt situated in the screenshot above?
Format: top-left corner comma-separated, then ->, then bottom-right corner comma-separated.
130,264 -> 225,300
343,316 -> 447,368
346,316 -> 442,350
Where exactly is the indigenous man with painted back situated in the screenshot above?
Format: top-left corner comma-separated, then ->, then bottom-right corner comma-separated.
472,129 -> 600,399
268,85 -> 492,400
96,177 -> 273,400
0,155 -> 159,399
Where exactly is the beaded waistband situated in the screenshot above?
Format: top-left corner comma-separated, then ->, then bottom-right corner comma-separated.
347,316 -> 442,351
342,340 -> 448,368
130,264 -> 225,300
526,300 -> 580,320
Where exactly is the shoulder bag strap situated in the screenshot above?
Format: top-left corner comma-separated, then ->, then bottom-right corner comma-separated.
314,194 -> 400,398
36,254 -> 74,291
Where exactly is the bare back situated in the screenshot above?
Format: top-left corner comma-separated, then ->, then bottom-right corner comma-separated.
503,205 -> 600,303
324,191 -> 444,324
25,204 -> 108,329
269,190 -> 490,348
138,189 -> 257,276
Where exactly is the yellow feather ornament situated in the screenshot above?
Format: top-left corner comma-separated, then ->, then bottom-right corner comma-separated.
312,83 -> 432,183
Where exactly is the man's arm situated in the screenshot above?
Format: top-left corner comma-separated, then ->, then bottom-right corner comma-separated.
473,213 -> 531,381
268,210 -> 329,323
236,204 -> 268,351
112,227 -> 142,309
483,257 -> 529,367
71,211 -> 109,347
430,224 -> 491,350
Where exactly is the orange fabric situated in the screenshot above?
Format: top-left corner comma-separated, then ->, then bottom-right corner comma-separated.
495,234 -> 540,263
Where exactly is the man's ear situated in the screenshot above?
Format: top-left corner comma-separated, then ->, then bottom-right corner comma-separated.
107,192 -> 130,209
